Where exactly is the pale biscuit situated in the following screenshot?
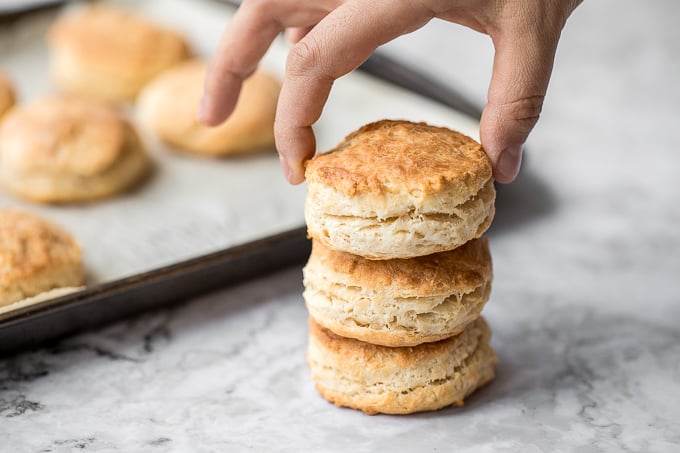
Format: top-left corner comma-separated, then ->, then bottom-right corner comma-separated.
303,238 -> 492,347
0,72 -> 15,119
137,60 -> 279,156
305,120 -> 495,259
307,317 -> 497,415
0,95 -> 151,203
0,209 -> 84,307
48,5 -> 190,102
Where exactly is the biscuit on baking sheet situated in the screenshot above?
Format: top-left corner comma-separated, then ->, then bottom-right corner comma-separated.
303,238 -> 492,347
307,317 -> 497,415
0,72 -> 15,119
0,209 -> 84,307
48,5 -> 190,102
305,120 -> 495,259
0,95 -> 151,203
137,60 -> 279,156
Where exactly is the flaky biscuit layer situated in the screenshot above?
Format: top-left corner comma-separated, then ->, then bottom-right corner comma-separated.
307,317 -> 497,415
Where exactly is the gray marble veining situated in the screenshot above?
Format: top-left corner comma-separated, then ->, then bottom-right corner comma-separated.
2,0 -> 680,451
1,267 -> 678,452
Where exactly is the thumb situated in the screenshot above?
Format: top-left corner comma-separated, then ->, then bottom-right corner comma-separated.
481,28 -> 560,183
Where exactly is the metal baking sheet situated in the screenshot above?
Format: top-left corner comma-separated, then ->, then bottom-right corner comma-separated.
0,0 -> 481,353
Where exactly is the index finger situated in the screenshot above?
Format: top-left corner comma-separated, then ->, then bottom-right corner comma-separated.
198,2 -> 282,126
199,1 -> 336,126
275,0 -> 432,183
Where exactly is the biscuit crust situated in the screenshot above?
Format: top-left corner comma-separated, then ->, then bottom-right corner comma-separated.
305,120 -> 492,205
137,60 -> 279,156
307,317 -> 497,415
48,5 -> 189,102
0,95 -> 150,203
304,120 -> 495,259
0,209 -> 84,307
303,239 -> 492,346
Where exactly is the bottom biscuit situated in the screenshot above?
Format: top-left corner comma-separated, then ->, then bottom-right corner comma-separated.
307,317 -> 497,415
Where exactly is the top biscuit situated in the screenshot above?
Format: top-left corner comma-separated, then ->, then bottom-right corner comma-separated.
304,120 -> 495,259
306,120 -> 491,207
48,5 -> 190,102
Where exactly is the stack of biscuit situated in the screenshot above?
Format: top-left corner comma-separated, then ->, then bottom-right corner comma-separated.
302,120 -> 498,415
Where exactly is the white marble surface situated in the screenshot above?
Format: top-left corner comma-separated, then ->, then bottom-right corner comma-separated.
2,0 -> 680,451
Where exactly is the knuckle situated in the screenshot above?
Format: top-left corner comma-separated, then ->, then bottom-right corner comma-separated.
286,40 -> 321,77
501,95 -> 545,132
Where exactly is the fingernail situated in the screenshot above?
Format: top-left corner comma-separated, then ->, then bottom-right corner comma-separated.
279,154 -> 294,182
496,145 -> 523,182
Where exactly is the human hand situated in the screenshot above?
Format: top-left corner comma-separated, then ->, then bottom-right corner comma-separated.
199,0 -> 582,184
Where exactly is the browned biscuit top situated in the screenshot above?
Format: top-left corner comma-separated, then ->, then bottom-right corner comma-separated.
0,95 -> 127,176
48,5 -> 188,75
0,209 -> 81,288
308,238 -> 492,297
308,316 -> 490,368
305,120 -> 492,198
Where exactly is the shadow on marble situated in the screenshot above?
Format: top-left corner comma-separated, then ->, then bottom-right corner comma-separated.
409,304 -> 680,430
487,163 -> 557,236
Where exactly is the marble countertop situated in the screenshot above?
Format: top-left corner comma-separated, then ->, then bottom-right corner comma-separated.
2,0 -> 679,451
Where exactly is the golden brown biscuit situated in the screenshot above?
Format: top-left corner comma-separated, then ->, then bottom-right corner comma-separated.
0,72 -> 16,119
0,95 -> 151,203
303,238 -> 492,347
305,120 -> 495,259
48,5 -> 190,102
137,60 -> 279,156
0,209 -> 84,307
307,317 -> 497,415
